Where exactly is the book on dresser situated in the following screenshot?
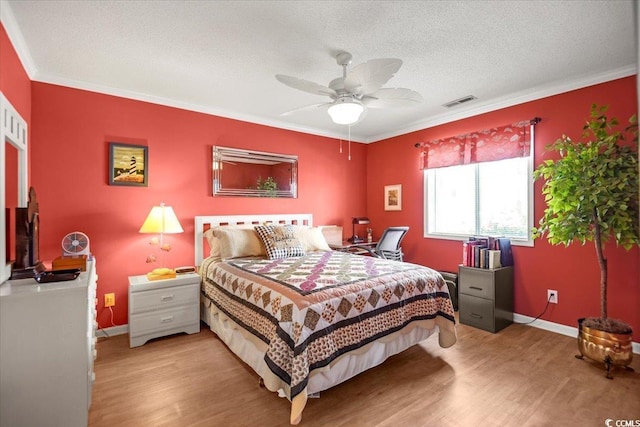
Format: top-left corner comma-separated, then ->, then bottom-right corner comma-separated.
497,238 -> 513,266
488,250 -> 501,269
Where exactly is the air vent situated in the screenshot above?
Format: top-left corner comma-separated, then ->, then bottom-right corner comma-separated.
443,95 -> 477,108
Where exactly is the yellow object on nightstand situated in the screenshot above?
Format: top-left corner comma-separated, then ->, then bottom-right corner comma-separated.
146,267 -> 176,281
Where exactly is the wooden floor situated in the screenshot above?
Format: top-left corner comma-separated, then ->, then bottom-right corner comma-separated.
89,319 -> 640,427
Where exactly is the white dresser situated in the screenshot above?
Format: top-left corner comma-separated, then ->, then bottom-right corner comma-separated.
128,272 -> 200,348
0,260 -> 97,427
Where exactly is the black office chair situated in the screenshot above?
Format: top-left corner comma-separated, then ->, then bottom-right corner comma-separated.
355,226 -> 409,261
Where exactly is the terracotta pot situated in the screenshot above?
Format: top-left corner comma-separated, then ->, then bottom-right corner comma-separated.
576,317 -> 633,379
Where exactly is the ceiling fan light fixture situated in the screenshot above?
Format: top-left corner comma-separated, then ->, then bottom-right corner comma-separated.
327,98 -> 364,125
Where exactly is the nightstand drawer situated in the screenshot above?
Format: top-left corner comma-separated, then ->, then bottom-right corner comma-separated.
459,268 -> 495,299
130,283 -> 198,314
129,305 -> 199,336
459,294 -> 494,331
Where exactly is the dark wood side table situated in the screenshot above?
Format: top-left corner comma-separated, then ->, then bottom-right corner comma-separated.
458,265 -> 514,333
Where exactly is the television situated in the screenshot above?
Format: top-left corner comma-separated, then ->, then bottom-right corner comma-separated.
12,187 -> 41,277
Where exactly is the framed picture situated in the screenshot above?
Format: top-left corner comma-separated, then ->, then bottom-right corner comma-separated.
384,184 -> 402,211
109,142 -> 148,186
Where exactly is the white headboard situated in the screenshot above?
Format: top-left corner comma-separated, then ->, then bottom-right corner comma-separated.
194,213 -> 313,266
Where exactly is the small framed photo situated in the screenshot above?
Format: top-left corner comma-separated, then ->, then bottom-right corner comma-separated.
109,142 -> 148,186
384,184 -> 402,211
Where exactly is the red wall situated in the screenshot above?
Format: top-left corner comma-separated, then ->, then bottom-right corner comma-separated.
3,23 -> 638,341
0,25 -> 31,122
29,83 -> 367,328
366,76 -> 639,341
1,23 -> 31,267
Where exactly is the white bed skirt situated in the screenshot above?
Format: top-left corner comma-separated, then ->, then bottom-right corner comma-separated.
201,295 -> 439,421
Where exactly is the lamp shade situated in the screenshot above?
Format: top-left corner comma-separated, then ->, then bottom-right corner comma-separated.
139,203 -> 184,234
328,98 -> 364,125
352,217 -> 370,225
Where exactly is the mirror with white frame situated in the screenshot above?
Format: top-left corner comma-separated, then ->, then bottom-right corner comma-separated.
212,146 -> 298,198
1,92 -> 28,284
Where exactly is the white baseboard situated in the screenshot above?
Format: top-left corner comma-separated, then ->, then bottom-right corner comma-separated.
98,318 -> 639,355
513,314 -> 640,355
97,324 -> 128,338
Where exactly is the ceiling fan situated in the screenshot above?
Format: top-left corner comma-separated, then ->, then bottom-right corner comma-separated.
275,51 -> 423,125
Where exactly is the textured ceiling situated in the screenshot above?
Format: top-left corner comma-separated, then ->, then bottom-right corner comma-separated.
1,0 -> 637,142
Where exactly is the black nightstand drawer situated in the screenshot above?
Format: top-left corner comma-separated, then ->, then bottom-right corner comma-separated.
459,267 -> 495,299
459,294 -> 494,331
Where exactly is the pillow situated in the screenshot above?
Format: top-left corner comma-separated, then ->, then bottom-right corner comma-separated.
203,227 -> 221,259
255,225 -> 306,260
203,224 -> 261,260
294,227 -> 331,252
212,227 -> 266,260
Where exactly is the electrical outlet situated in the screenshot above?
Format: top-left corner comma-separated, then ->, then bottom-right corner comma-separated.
104,293 -> 115,307
547,289 -> 558,304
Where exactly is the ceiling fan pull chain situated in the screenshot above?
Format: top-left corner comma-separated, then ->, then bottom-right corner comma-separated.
348,125 -> 351,161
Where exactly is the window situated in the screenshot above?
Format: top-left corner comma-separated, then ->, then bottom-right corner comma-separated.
424,156 -> 533,245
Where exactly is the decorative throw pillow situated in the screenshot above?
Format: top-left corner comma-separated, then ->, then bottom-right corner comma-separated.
294,227 -> 331,252
255,225 -> 306,260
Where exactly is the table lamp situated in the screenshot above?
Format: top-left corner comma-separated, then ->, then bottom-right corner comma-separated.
348,217 -> 370,243
139,202 -> 184,280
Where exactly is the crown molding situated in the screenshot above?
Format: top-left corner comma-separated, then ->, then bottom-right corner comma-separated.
2,0 -> 634,145
36,65 -> 635,145
31,70 -> 369,143
368,65 -> 637,143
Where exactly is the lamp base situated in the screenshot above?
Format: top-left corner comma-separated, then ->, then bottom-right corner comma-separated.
146,267 -> 176,281
347,235 -> 364,244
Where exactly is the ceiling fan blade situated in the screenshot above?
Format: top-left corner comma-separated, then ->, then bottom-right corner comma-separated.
280,102 -> 331,116
275,74 -> 337,98
343,59 -> 402,96
362,88 -> 424,108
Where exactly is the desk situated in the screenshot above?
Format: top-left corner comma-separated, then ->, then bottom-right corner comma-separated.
329,241 -> 377,255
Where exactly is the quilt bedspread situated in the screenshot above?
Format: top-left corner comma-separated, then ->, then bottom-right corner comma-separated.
200,251 -> 456,405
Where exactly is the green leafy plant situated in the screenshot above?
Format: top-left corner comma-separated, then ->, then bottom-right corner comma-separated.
533,104 -> 638,333
256,176 -> 277,196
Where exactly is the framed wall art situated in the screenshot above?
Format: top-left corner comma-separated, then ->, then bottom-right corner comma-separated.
384,184 -> 402,211
109,142 -> 148,187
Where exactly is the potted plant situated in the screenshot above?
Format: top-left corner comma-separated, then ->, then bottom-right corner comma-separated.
533,104 -> 638,378
256,176 -> 278,197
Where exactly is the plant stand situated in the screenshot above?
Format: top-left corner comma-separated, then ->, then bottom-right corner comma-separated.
575,318 -> 634,379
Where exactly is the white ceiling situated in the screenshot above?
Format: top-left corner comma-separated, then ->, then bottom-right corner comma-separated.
1,0 -> 637,143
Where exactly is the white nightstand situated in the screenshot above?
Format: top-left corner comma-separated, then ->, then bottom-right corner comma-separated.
128,272 -> 201,348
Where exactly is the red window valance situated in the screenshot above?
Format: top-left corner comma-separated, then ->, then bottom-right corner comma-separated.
417,118 -> 540,169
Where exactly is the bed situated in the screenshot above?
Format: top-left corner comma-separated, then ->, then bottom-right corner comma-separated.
195,214 -> 456,425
